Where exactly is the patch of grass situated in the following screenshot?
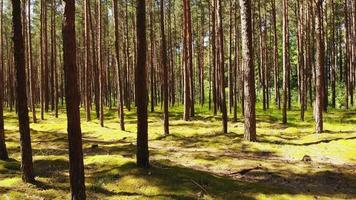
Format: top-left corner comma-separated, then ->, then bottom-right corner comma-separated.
0,105 -> 356,199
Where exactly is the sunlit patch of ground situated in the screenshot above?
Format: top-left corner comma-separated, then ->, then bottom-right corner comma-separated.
0,105 -> 355,199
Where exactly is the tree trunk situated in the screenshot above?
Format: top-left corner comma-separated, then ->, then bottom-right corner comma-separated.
240,0 -> 256,141
27,0 -> 37,123
282,0 -> 289,124
136,0 -> 149,168
272,0 -> 280,109
183,0 -> 191,121
97,0 -> 104,127
84,0 -> 91,122
218,0 -> 228,134
62,0 -> 86,198
160,0 -> 169,135
12,0 -> 35,183
113,0 -> 125,131
315,0 -> 324,133
0,0 -> 8,160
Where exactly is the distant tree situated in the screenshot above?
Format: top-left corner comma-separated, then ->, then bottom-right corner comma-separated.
11,0 -> 35,183
62,0 -> 86,198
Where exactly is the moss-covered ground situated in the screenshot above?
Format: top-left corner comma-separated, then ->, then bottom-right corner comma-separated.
0,105 -> 355,199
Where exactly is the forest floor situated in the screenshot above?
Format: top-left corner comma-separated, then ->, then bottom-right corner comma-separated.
0,106 -> 356,200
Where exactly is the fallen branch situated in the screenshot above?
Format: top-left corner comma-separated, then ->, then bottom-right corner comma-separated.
190,179 -> 209,195
231,165 -> 263,176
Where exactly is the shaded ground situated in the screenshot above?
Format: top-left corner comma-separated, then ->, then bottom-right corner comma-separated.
0,106 -> 356,200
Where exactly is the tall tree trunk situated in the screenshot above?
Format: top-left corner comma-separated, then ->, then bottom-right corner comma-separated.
40,0 -> 45,120
183,0 -> 191,121
315,0 -> 324,133
272,0 -> 280,109
113,0 -> 125,131
84,0 -> 91,122
136,0 -> 149,168
27,0 -> 37,123
218,0 -> 228,134
44,0 -> 49,113
97,0 -> 104,127
149,0 -> 155,112
0,0 -> 8,160
344,0 -> 349,109
12,0 -> 34,183
240,0 -> 256,141
331,0 -> 336,108
62,0 -> 86,198
282,0 -> 289,124
160,0 -> 169,135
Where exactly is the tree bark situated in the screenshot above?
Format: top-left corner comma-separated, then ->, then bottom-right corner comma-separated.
183,0 -> 191,121
160,0 -> 169,135
136,0 -> 149,168
62,0 -> 86,198
282,0 -> 289,124
12,0 -> 35,183
113,0 -> 125,131
315,0 -> 324,133
218,0 -> 228,134
0,0 -> 8,160
240,0 -> 256,141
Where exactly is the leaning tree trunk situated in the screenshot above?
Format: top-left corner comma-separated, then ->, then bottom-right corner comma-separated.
240,0 -> 256,141
11,0 -> 35,183
62,0 -> 86,199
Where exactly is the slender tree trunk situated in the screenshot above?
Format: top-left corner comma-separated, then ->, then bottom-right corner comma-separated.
218,0 -> 227,133
344,0 -> 349,109
240,0 -> 256,141
62,0 -> 86,198
282,0 -> 289,124
44,0 -> 49,113
315,0 -> 324,133
183,0 -> 191,121
331,0 -> 336,108
12,0 -> 35,183
136,0 -> 149,168
40,0 -> 45,120
84,0 -> 91,122
27,0 -> 37,123
113,0 -> 125,131
272,0 -> 280,109
0,0 -> 8,160
160,0 -> 169,135
97,0 -> 104,127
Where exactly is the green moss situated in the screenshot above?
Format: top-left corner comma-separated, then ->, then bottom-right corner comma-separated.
1,106 -> 355,199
